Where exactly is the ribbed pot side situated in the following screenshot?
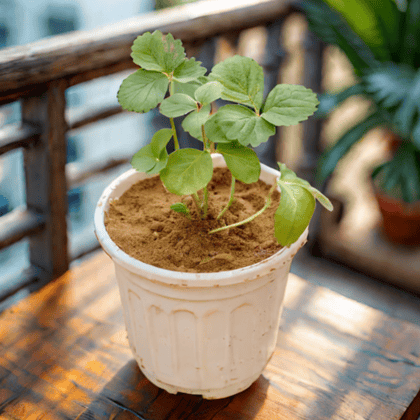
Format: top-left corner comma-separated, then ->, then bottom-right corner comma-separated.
94,154 -> 308,399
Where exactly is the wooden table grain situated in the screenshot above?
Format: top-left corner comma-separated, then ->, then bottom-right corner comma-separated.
0,251 -> 419,420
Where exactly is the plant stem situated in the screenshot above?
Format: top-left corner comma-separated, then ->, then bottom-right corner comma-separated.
209,182 -> 277,235
202,186 -> 209,218
169,80 -> 180,150
201,124 -> 209,151
192,192 -> 202,217
217,176 -> 236,220
170,118 -> 180,150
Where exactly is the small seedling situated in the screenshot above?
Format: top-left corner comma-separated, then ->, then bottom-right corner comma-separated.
118,31 -> 333,247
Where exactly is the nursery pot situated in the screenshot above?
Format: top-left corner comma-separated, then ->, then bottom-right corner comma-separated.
94,154 -> 308,399
374,190 -> 420,246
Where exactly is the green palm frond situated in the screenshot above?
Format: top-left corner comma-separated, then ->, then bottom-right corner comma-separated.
362,64 -> 415,107
373,143 -> 420,203
400,0 -> 420,67
304,0 -> 420,201
300,0 -> 377,75
363,65 -> 420,148
315,83 -> 365,118
322,0 -> 402,62
317,112 -> 387,185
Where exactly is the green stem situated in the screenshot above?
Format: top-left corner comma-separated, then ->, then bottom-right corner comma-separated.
169,79 -> 179,150
210,182 -> 277,235
170,118 -> 179,150
201,124 -> 209,151
217,176 -> 236,220
192,193 -> 202,217
202,186 -> 209,219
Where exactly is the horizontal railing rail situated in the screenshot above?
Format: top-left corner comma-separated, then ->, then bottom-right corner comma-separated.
67,105 -> 127,132
0,0 -> 293,94
0,0 -> 323,307
0,207 -> 45,250
0,123 -> 41,156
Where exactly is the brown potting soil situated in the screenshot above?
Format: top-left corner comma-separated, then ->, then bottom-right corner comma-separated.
105,167 -> 282,273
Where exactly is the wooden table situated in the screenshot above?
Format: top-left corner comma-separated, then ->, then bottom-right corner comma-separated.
0,252 -> 419,420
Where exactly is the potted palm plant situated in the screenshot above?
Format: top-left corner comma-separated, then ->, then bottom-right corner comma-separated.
302,0 -> 420,245
94,31 -> 332,399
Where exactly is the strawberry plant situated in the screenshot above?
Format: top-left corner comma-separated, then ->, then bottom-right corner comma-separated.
117,30 -> 333,247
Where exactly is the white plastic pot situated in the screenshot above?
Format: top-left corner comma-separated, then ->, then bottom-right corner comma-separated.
94,154 -> 308,399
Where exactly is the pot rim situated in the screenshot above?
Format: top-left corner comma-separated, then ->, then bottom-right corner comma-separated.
94,154 -> 308,287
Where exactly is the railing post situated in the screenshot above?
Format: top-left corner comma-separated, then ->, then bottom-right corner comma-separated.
21,79 -> 69,281
298,29 -> 325,245
256,20 -> 286,168
298,30 -> 324,184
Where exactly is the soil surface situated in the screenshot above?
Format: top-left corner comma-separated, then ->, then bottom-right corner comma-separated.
105,167 -> 282,272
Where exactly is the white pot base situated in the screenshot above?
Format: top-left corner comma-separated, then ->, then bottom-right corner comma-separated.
137,357 -> 263,399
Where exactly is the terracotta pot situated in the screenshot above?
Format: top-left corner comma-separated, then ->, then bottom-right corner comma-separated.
94,154 -> 308,399
375,191 -> 420,246
384,130 -> 402,154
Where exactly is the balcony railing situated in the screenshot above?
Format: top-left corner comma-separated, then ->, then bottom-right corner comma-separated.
0,0 -> 323,305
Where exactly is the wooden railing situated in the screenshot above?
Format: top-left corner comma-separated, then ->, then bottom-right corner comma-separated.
0,0 -> 323,305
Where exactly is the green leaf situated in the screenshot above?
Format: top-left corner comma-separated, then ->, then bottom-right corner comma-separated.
131,144 -> 168,175
362,0 -> 401,61
316,84 -> 365,118
412,120 -> 420,149
217,142 -> 261,184
198,76 -> 209,84
209,56 -> 264,110
204,113 -> 232,144
261,85 -> 319,126
301,1 -> 377,74
173,81 -> 201,99
362,64 -> 420,145
306,186 -> 334,212
373,143 -> 420,203
131,30 -> 185,73
400,0 -> 420,67
274,183 -> 315,247
117,69 -> 169,113
148,148 -> 169,174
363,64 -> 415,108
278,163 -> 310,184
213,105 -> 275,147
278,163 -> 333,211
194,82 -> 223,106
321,0 -> 396,62
160,149 -> 213,195
160,93 -> 197,118
170,202 -> 191,217
150,128 -> 173,158
394,71 -> 420,141
182,105 -> 211,141
317,112 -> 386,184
173,58 -> 207,83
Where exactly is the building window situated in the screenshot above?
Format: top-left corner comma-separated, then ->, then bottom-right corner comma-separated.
67,136 -> 79,164
43,5 -> 79,37
0,23 -> 9,48
68,187 -> 83,216
0,194 -> 9,216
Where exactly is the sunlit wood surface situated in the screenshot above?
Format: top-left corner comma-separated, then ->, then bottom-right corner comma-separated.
0,251 -> 419,419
